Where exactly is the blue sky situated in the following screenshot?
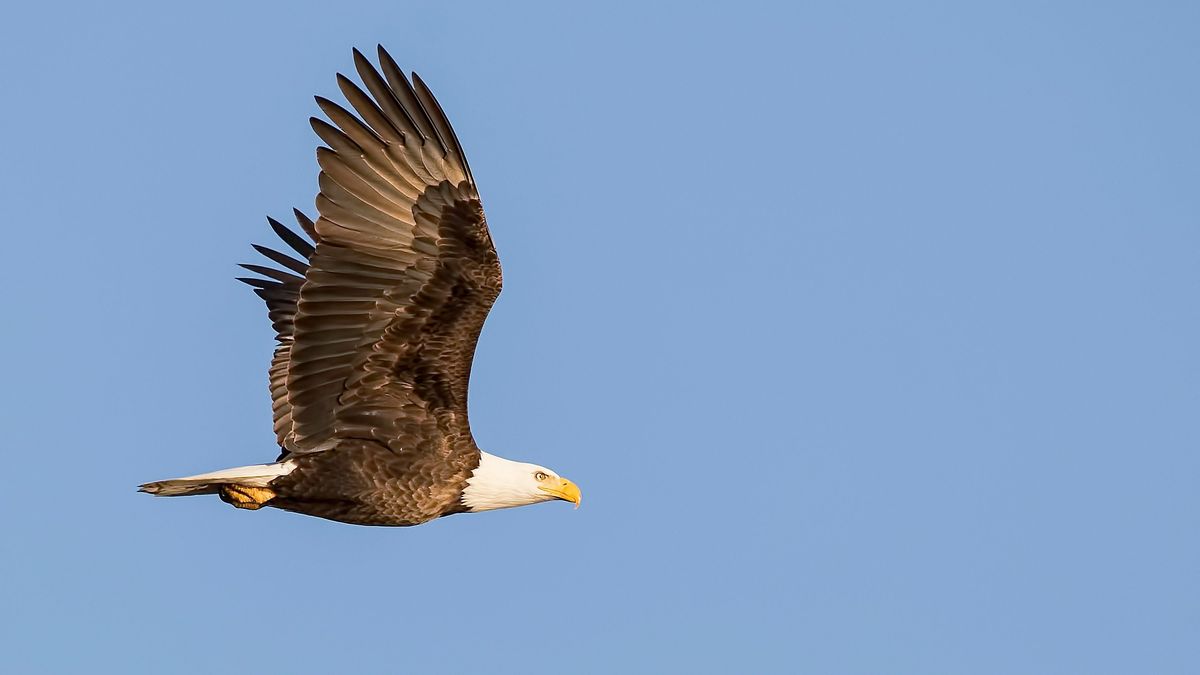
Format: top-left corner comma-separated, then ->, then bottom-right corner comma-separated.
2,1 -> 1197,673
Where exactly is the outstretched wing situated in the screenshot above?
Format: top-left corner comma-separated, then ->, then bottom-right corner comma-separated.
279,46 -> 500,456
238,210 -> 317,449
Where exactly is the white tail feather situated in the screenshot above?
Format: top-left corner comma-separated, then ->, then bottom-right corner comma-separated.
139,461 -> 296,497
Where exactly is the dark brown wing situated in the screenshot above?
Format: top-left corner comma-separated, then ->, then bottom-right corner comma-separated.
238,210 -> 317,449
282,46 -> 501,456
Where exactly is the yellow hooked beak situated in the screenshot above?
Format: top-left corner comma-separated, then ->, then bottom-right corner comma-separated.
539,477 -> 582,509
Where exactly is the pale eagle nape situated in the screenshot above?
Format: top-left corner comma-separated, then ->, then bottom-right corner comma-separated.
138,45 -> 581,526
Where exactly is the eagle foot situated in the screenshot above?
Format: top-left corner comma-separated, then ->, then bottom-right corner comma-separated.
219,485 -> 276,510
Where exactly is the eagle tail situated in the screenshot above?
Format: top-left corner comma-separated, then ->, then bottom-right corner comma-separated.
139,461 -> 296,497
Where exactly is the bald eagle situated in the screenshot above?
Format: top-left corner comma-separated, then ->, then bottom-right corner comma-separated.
139,46 -> 581,526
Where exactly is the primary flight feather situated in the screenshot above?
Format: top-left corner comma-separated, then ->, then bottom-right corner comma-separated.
140,46 -> 581,526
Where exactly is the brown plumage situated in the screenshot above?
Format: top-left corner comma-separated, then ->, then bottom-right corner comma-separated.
139,47 -> 580,526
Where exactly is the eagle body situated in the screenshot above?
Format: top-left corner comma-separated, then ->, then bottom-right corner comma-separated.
269,439 -> 477,526
139,47 -> 580,525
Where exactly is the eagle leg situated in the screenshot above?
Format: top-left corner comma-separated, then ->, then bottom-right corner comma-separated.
219,485 -> 276,510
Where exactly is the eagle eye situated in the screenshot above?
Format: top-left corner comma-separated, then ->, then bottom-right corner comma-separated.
534,471 -> 548,481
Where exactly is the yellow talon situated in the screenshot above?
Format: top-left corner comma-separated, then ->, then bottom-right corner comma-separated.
220,485 -> 276,510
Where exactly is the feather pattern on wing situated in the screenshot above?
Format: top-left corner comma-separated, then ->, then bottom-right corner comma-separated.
238,210 -> 318,449
239,46 -> 502,467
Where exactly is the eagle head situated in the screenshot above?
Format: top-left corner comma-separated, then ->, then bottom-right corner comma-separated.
461,451 -> 581,513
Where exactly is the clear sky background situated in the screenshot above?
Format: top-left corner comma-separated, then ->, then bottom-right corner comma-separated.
2,1 -> 1197,673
